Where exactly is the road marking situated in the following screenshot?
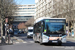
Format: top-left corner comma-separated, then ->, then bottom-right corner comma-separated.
29,41 -> 34,43
15,42 -> 19,43
13,41 -> 35,44
23,42 -> 27,43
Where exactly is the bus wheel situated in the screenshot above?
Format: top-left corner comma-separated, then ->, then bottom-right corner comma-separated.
40,42 -> 43,45
27,36 -> 29,38
57,43 -> 62,46
34,41 -> 38,43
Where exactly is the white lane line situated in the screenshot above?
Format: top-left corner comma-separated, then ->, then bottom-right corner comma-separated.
23,41 -> 27,43
15,42 -> 19,44
29,41 -> 34,43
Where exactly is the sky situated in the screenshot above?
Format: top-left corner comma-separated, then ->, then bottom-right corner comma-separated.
15,0 -> 35,5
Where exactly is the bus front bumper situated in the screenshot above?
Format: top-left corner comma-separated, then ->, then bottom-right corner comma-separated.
48,40 -> 62,43
27,34 -> 33,37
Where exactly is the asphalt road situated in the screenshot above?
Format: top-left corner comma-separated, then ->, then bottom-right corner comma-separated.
0,34 -> 75,50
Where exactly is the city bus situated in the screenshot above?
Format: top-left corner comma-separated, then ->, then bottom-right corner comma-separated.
33,17 -> 67,45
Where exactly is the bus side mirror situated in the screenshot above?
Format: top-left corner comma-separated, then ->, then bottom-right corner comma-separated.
66,23 -> 68,26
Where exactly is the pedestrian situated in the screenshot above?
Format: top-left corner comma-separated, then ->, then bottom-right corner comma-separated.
69,32 -> 71,36
72,29 -> 74,37
66,30 -> 68,35
69,29 -> 71,37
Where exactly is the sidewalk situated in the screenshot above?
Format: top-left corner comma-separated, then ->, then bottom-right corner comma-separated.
66,37 -> 75,40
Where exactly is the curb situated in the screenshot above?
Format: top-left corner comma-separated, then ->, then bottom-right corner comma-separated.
67,38 -> 75,40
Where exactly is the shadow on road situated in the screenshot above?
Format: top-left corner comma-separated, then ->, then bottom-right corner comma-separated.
0,43 -> 2,46
43,41 -> 75,46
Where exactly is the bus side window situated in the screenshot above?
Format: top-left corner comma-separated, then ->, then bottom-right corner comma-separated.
42,21 -> 45,32
34,25 -> 36,33
38,22 -> 41,33
35,24 -> 40,33
34,24 -> 38,33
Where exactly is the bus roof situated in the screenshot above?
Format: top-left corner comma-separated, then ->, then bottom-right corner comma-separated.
34,17 -> 66,24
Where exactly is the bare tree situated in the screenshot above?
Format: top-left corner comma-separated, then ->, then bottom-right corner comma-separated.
25,17 -> 34,27
0,0 -> 17,37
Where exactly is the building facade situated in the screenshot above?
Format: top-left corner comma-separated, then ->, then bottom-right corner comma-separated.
13,4 -> 36,29
35,0 -> 75,37
35,0 -> 75,20
35,0 -> 53,19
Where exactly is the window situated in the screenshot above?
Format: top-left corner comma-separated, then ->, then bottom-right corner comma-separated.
66,23 -> 68,26
23,8 -> 28,9
18,8 -> 22,10
26,18 -> 28,20
34,22 -> 42,33
28,8 -> 32,9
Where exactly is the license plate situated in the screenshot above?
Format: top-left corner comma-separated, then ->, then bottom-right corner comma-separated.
52,41 -> 58,43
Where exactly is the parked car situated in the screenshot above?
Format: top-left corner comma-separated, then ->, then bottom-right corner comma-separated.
14,29 -> 18,35
21,31 -> 24,34
18,31 -> 21,34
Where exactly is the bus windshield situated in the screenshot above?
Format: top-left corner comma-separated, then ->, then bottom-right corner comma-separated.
45,22 -> 65,34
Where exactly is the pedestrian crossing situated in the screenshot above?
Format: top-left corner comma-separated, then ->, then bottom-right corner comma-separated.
13,41 -> 34,44
12,36 -> 34,44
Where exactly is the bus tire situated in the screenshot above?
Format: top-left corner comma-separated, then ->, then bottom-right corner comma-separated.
27,36 -> 29,38
34,41 -> 38,43
57,42 -> 62,46
40,42 -> 43,45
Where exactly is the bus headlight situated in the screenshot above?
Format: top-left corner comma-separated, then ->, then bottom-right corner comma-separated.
59,38 -> 62,40
43,36 -> 47,38
43,35 -> 48,39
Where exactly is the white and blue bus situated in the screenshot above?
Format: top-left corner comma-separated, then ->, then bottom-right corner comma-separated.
33,17 -> 67,45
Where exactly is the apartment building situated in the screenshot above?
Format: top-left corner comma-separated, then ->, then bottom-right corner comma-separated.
35,0 -> 75,20
35,0 -> 53,19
